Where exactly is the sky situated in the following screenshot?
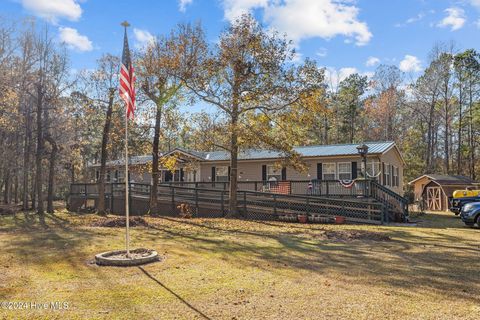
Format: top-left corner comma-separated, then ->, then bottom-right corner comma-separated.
2,0 -> 480,106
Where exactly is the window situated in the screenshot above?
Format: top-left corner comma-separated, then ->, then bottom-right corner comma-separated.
117,170 -> 125,183
393,167 -> 399,187
383,164 -> 390,186
322,163 -> 336,180
174,169 -> 180,182
216,166 -> 229,182
114,170 -> 119,182
267,165 -> 282,181
337,162 -> 352,180
106,170 -> 111,182
366,162 -> 381,178
95,170 -> 99,181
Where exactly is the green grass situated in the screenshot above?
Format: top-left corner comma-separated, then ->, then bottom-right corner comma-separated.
0,210 -> 479,319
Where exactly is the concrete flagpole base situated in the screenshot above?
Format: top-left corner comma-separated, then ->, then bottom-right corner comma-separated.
95,248 -> 159,266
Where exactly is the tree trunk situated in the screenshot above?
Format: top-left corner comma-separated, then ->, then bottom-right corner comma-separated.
468,81 -> 475,179
14,171 -> 18,204
45,134 -> 58,213
228,112 -> 239,218
457,85 -> 463,175
23,101 -> 32,210
35,84 -> 44,215
444,98 -> 449,174
31,171 -> 36,210
149,103 -> 163,215
97,89 -> 115,215
71,163 -> 75,184
3,170 -> 10,204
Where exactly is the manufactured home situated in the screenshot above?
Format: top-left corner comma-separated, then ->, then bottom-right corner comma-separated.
89,141 -> 405,194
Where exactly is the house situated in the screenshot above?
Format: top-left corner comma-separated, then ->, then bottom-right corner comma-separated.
89,141 -> 405,194
408,174 -> 478,211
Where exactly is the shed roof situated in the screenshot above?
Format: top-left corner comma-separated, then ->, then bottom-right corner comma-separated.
409,174 -> 477,186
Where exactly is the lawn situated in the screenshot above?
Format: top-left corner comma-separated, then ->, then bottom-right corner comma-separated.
0,210 -> 479,319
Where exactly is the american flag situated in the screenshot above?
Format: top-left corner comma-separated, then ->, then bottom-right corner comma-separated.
119,23 -> 136,120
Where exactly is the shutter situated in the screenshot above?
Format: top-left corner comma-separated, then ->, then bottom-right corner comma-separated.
382,162 -> 386,185
228,166 -> 231,181
390,165 -> 394,186
211,167 -> 216,182
317,163 -> 322,180
351,162 -> 357,179
281,167 -> 287,181
262,165 -> 267,181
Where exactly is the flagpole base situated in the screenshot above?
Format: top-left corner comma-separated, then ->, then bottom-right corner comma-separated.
95,248 -> 159,267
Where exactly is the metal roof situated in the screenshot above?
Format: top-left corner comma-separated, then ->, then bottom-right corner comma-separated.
90,141 -> 396,167
199,141 -> 395,161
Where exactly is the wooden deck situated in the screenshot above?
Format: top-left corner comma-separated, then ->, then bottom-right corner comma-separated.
68,182 -> 392,224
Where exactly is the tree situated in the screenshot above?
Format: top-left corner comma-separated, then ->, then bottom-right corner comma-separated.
136,23 -> 206,214
336,73 -> 368,143
364,65 -> 404,141
76,54 -> 119,214
184,14 -> 323,216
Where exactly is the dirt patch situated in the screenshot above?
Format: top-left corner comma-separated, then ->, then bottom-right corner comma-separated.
91,217 -> 149,228
320,230 -> 391,242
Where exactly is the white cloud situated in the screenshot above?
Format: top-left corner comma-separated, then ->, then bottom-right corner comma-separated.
324,66 -> 373,90
395,12 -> 426,27
221,0 -> 372,46
399,55 -> 421,72
21,0 -> 82,23
437,7 -> 466,31
366,56 -> 380,67
222,0 -> 268,21
316,47 -> 328,57
470,0 -> 480,9
58,27 -> 92,51
133,28 -> 155,49
179,0 -> 193,12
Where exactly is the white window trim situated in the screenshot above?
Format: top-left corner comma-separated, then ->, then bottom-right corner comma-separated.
366,161 -> 381,177
322,163 -> 336,180
337,162 -> 352,180
267,165 -> 282,181
216,166 -> 229,182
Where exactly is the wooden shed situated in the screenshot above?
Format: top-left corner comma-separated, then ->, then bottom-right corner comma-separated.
408,175 -> 478,211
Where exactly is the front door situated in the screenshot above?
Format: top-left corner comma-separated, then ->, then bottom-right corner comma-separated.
426,187 -> 442,211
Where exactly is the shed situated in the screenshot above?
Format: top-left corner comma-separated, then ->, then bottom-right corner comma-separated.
408,174 -> 478,211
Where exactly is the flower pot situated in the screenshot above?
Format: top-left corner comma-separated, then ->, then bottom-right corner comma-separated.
298,215 -> 308,223
334,216 -> 346,224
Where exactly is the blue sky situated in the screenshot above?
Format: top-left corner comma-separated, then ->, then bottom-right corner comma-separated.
3,0 -> 480,88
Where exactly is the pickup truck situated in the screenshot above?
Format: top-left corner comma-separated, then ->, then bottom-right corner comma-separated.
449,196 -> 480,215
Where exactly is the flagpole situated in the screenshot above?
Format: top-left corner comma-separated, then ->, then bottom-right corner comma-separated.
125,103 -> 130,257
121,20 -> 131,258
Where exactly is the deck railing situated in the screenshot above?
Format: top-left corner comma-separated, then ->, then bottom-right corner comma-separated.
68,178 -> 410,223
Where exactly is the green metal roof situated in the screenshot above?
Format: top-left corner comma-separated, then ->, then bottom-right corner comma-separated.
91,141 -> 397,167
198,141 -> 395,161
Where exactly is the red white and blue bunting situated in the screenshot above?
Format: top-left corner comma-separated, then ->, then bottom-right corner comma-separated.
339,179 -> 356,188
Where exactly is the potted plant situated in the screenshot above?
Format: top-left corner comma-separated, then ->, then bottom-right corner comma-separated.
298,214 -> 308,223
